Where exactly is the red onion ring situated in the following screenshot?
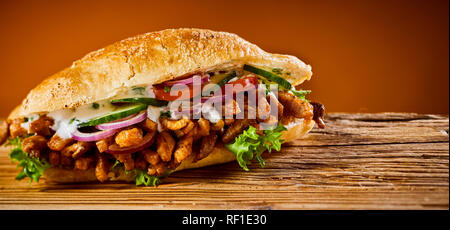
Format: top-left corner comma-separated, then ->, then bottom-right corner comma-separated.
201,93 -> 234,103
72,128 -> 118,142
199,74 -> 210,85
96,111 -> 147,130
163,74 -> 210,86
105,131 -> 156,154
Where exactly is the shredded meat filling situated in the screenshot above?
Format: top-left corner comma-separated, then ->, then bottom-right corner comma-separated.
29,115 -> 54,137
48,134 -> 75,151
257,96 -> 271,121
9,118 -> 27,138
0,120 -> 8,145
174,120 -> 195,138
115,127 -> 143,148
161,117 -> 189,130
156,131 -> 175,162
114,154 -> 134,171
222,118 -> 250,144
268,93 -> 284,118
223,99 -> 241,117
173,135 -> 194,164
141,118 -> 157,132
211,119 -> 224,131
196,118 -> 210,137
196,132 -> 218,162
95,136 -> 114,153
311,102 -> 326,129
5,84 -> 325,183
148,163 -> 167,176
135,153 -> 148,170
49,151 -> 61,166
74,156 -> 95,170
278,91 -> 314,119
95,153 -> 110,182
22,135 -> 47,158
142,149 -> 161,165
62,141 -> 92,159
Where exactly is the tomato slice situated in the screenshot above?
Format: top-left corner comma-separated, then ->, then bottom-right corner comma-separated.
221,76 -> 259,94
153,84 -> 197,101
154,76 -> 259,101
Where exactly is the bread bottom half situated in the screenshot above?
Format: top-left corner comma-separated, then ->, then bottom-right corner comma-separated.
43,119 -> 315,184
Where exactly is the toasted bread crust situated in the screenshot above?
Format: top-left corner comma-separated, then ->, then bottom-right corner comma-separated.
8,28 -> 312,120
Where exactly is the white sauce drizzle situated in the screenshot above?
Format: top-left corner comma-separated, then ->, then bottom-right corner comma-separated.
201,103 -> 221,123
20,114 -> 39,132
48,100 -> 118,139
146,106 -> 164,132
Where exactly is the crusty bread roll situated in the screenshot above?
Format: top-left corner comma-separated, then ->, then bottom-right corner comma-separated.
8,28 -> 312,120
7,28 -> 315,184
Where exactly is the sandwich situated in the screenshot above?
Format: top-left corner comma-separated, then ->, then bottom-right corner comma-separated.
0,28 -> 325,186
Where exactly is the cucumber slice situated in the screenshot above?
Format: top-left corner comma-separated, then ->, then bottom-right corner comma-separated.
243,64 -> 292,90
202,71 -> 237,95
77,103 -> 147,127
216,71 -> 237,87
110,97 -> 168,107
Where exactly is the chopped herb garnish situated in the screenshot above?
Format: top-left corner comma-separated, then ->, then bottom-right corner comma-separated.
132,86 -> 146,95
286,72 -> 291,76
272,68 -> 283,75
25,115 -> 39,123
6,137 -> 21,147
111,159 -> 123,173
69,118 -> 80,125
134,169 -> 161,186
160,111 -> 172,118
112,159 -> 121,169
291,89 -> 311,100
164,86 -> 171,93
110,97 -> 168,107
92,103 -> 100,109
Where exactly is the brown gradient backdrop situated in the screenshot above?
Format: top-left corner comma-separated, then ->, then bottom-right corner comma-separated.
0,0 -> 448,117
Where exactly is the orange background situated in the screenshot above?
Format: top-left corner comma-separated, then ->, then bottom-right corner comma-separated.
0,0 -> 448,117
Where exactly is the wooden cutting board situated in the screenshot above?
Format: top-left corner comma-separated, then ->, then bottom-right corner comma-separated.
0,113 -> 448,210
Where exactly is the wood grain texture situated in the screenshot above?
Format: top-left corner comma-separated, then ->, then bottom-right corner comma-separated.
0,113 -> 448,210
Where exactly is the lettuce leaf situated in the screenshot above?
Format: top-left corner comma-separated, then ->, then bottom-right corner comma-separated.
225,126 -> 260,171
7,137 -> 51,184
225,123 -> 287,171
134,169 -> 161,186
111,159 -> 166,186
291,89 -> 311,100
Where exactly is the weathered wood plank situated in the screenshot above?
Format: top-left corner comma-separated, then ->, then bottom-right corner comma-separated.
288,113 -> 448,147
0,113 -> 448,210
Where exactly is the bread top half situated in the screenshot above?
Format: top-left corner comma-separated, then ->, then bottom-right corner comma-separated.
8,28 -> 312,120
